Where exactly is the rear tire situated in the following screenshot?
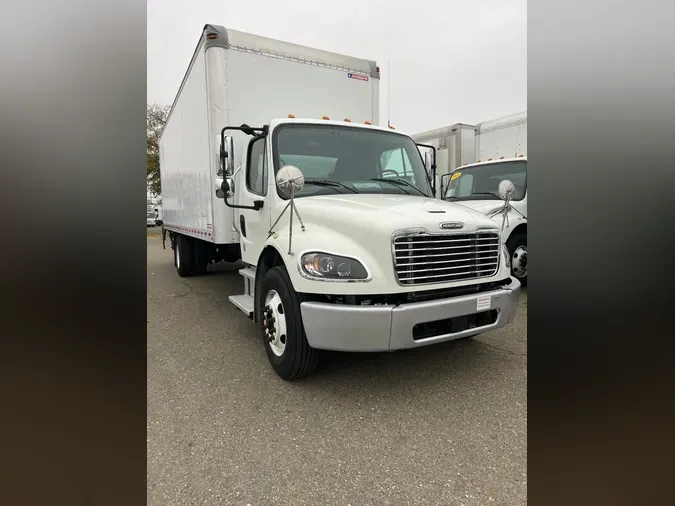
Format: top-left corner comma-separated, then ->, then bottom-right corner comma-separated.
175,235 -> 194,277
259,265 -> 320,380
506,232 -> 527,286
191,239 -> 208,276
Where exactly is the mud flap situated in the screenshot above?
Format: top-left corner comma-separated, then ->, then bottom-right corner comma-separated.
161,226 -> 167,249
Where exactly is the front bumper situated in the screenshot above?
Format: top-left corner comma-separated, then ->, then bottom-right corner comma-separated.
300,277 -> 521,352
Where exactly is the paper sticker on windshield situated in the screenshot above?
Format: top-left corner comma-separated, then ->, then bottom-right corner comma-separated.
451,172 -> 462,180
348,73 -> 369,82
353,182 -> 381,191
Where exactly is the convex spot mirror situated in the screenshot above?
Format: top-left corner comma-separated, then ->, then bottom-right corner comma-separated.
276,165 -> 305,198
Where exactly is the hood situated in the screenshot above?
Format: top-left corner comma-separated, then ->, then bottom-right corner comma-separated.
450,199 -> 505,216
270,194 -> 508,295
451,199 -> 527,222
293,194 -> 500,233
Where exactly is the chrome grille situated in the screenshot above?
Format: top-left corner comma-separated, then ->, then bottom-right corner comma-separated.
393,231 -> 500,285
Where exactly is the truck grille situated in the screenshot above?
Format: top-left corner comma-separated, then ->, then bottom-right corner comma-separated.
393,231 -> 500,285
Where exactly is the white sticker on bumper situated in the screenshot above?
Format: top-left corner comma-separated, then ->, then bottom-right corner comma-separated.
477,295 -> 491,311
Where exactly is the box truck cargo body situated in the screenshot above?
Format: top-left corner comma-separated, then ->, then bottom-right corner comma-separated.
159,25 -> 520,379
475,111 -> 527,162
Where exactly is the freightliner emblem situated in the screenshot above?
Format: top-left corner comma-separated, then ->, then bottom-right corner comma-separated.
439,222 -> 464,230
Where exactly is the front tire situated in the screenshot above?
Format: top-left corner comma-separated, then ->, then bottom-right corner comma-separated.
259,266 -> 320,380
506,232 -> 527,285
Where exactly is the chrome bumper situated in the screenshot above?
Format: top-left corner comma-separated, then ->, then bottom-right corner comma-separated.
300,278 -> 521,352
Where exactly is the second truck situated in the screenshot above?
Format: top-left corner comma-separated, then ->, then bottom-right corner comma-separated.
413,112 -> 527,284
160,25 -> 521,379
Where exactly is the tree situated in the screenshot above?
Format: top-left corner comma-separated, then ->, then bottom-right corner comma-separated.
147,103 -> 170,196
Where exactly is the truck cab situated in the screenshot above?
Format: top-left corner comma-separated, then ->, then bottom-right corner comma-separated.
441,157 -> 527,283
216,117 -> 521,379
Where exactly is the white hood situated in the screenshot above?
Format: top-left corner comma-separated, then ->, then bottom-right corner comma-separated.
273,194 -> 508,295
293,194 -> 500,234
451,199 -> 504,216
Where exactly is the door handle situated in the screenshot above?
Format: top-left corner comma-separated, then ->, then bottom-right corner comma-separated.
240,215 -> 247,237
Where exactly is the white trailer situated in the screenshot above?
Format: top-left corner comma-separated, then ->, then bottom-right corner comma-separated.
414,112 -> 527,284
159,25 -> 521,379
474,111 -> 527,161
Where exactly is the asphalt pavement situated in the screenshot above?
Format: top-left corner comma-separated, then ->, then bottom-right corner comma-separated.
147,236 -> 527,505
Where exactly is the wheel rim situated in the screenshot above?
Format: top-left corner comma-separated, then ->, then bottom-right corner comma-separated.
176,243 -> 181,269
263,289 -> 287,357
512,245 -> 527,278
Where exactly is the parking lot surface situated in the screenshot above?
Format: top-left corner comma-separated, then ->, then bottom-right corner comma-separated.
147,237 -> 527,505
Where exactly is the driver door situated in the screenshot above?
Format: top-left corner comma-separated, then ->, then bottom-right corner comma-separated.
238,135 -> 271,265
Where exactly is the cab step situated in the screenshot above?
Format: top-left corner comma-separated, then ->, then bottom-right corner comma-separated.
228,266 -> 257,318
229,294 -> 254,318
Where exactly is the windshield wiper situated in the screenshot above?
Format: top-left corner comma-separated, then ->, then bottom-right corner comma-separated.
448,192 -> 501,200
369,178 -> 428,196
304,179 -> 358,194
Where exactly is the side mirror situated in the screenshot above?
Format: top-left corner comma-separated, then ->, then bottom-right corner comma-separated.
498,179 -> 516,201
440,173 -> 451,198
276,165 -> 305,199
216,177 -> 235,199
417,143 -> 437,195
219,135 -> 235,176
424,152 -> 433,174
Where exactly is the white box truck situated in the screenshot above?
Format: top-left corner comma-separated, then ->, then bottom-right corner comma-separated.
413,112 -> 527,284
159,25 -> 521,379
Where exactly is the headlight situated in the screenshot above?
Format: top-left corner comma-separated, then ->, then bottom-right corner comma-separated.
300,252 -> 369,281
503,244 -> 511,269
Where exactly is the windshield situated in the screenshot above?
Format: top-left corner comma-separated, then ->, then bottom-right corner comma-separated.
444,160 -> 527,201
272,124 -> 433,198
147,212 -> 155,218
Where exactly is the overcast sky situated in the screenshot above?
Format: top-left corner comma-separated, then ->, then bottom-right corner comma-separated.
148,0 -> 526,134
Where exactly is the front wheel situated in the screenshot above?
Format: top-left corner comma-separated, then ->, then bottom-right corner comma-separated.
506,232 -> 527,285
260,266 -> 320,380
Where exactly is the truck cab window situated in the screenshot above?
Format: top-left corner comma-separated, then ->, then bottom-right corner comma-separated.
273,125 -> 432,197
445,160 -> 526,201
379,148 -> 411,178
246,137 -> 267,195
457,174 -> 474,195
